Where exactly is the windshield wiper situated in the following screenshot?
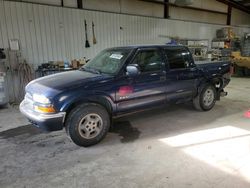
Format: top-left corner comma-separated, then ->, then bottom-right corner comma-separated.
81,67 -> 101,74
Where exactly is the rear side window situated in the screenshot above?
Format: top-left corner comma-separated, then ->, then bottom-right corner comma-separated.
132,49 -> 163,72
165,48 -> 193,69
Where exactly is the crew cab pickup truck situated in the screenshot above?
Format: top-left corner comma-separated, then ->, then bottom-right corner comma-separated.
20,45 -> 231,147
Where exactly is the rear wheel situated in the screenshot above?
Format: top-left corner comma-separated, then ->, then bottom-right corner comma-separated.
193,84 -> 216,111
65,103 -> 110,147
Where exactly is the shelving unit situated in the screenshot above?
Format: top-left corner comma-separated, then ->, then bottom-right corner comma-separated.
211,27 -> 235,61
179,39 -> 209,61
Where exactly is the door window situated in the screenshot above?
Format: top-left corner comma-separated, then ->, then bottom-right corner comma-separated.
132,50 -> 163,72
165,48 -> 193,69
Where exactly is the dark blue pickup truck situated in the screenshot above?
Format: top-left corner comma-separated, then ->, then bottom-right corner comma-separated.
20,45 -> 231,146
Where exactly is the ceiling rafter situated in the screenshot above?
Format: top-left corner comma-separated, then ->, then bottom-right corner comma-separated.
216,0 -> 250,14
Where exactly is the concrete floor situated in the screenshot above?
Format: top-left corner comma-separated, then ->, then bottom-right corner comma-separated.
0,77 -> 250,188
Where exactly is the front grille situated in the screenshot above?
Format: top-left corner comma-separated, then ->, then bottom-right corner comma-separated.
24,93 -> 34,109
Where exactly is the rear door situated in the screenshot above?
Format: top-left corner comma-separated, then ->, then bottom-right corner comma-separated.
164,47 -> 200,102
115,48 -> 167,114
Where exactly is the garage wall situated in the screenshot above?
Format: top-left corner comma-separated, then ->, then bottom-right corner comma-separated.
231,8 -> 250,26
5,0 -> 250,25
169,6 -> 227,25
169,0 -> 227,24
0,0 -> 250,69
83,0 -> 164,18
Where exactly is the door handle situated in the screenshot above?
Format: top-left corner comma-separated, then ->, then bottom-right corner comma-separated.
150,73 -> 158,76
176,89 -> 184,93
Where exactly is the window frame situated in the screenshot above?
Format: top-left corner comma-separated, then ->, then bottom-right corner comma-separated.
129,48 -> 166,74
164,47 -> 195,71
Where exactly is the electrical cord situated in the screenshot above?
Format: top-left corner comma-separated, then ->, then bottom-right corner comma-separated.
17,60 -> 33,102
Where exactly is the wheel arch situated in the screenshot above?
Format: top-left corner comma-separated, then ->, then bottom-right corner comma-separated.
210,77 -> 224,90
62,96 -> 114,126
198,76 -> 223,94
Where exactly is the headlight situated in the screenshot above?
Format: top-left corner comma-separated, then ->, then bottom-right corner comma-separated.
32,94 -> 55,113
34,105 -> 56,113
33,94 -> 51,104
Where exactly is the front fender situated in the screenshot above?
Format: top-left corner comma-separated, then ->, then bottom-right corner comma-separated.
56,92 -> 116,115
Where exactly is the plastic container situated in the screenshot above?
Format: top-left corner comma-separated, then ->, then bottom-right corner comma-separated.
64,60 -> 70,68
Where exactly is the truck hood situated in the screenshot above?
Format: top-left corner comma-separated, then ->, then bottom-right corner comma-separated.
26,70 -> 109,97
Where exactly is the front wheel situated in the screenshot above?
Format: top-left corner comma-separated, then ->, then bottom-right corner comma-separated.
65,103 -> 110,147
193,84 -> 216,111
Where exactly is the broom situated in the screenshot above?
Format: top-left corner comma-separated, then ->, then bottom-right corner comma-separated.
84,20 -> 90,48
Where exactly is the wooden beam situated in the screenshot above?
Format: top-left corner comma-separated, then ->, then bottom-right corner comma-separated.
164,0 -> 170,18
227,5 -> 232,25
77,0 -> 83,9
216,0 -> 250,14
239,0 -> 250,6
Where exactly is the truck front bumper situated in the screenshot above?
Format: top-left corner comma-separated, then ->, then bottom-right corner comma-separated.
20,100 -> 66,131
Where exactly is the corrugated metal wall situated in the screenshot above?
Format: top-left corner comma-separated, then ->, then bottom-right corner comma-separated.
1,0 -> 250,69
1,0 -> 250,103
0,0 -> 161,67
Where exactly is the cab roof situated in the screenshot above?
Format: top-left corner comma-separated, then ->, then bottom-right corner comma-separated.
108,44 -> 186,50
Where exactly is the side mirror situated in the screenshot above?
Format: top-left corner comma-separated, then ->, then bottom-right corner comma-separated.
126,65 -> 139,77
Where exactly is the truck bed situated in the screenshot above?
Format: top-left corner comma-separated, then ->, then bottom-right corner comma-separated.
195,60 -> 231,76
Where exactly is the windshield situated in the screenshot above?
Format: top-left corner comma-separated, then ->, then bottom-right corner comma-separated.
82,49 -> 132,75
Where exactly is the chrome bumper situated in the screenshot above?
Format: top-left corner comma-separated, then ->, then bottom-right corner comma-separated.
19,100 -> 66,131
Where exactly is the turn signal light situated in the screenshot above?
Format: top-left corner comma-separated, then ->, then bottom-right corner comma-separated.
34,105 -> 56,113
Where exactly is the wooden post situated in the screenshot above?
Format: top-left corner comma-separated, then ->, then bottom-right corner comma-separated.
77,0 -> 83,9
227,5 -> 232,25
164,0 -> 170,18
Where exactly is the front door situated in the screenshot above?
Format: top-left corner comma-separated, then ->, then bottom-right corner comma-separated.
115,48 -> 167,114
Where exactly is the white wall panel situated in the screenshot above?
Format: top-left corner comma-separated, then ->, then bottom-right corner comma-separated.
83,0 -> 121,13
63,0 -> 77,8
24,0 -> 61,6
12,0 -> 250,25
0,1 -> 250,69
188,0 -> 227,13
121,0 -> 163,18
231,8 -> 250,26
169,6 -> 227,25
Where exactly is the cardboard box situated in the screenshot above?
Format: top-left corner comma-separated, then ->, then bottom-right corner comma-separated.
71,60 -> 80,69
56,61 -> 65,68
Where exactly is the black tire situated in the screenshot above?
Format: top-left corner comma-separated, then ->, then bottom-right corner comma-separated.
193,84 -> 216,111
65,103 -> 110,147
0,103 -> 8,108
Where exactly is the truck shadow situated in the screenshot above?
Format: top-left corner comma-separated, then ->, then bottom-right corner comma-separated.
0,124 -> 42,139
108,97 -> 249,144
110,121 -> 141,143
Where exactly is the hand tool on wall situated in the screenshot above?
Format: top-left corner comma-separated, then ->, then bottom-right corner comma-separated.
92,21 -> 97,44
84,20 -> 90,48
